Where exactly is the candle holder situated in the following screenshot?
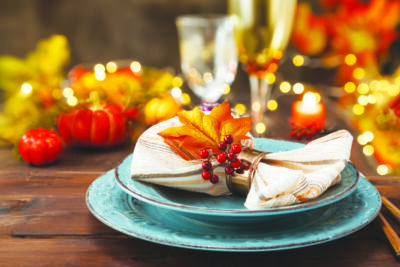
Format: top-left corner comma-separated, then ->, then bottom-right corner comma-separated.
290,92 -> 326,139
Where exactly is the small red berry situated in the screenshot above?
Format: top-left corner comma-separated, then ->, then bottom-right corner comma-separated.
231,159 -> 241,168
224,135 -> 234,144
210,174 -> 219,184
227,152 -> 237,162
216,153 -> 226,163
225,166 -> 234,175
231,144 -> 242,154
241,160 -> 251,170
236,168 -> 244,174
199,149 -> 209,159
202,161 -> 212,171
217,141 -> 227,151
202,171 -> 211,180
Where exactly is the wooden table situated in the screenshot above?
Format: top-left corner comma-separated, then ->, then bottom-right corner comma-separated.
1,95 -> 399,266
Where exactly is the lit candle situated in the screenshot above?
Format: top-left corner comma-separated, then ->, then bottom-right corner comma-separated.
292,92 -> 325,131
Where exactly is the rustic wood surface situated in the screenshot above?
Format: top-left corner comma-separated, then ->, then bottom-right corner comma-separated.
1,96 -> 399,267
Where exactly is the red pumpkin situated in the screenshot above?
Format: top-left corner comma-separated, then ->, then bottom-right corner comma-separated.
57,104 -> 126,146
19,128 -> 63,165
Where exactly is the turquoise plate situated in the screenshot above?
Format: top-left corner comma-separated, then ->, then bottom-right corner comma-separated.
86,169 -> 381,251
115,138 -> 360,224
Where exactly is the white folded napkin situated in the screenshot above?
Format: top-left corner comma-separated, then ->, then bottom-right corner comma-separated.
130,117 -> 353,209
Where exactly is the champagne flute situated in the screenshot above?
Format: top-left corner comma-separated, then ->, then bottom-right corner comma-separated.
228,0 -> 297,134
176,14 -> 238,111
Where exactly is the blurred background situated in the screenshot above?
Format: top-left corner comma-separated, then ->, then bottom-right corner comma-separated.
1,0 -> 400,174
0,0 -> 226,69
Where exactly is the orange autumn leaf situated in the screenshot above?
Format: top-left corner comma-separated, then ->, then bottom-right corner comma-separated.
158,101 -> 252,160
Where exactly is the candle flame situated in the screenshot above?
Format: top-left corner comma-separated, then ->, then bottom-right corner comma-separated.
303,92 -> 316,106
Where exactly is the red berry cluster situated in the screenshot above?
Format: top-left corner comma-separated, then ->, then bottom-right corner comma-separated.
199,135 -> 251,184
290,120 -> 318,139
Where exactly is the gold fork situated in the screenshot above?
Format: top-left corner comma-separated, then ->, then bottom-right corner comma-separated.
376,196 -> 400,257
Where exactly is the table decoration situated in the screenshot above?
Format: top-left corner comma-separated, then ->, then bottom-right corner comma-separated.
56,102 -> 126,147
0,35 -> 185,162
289,0 -> 400,175
65,61 -> 181,124
291,0 -> 400,84
291,92 -> 325,138
87,168 -> 380,251
116,146 -> 360,225
18,128 -> 63,165
130,102 -> 353,209
143,93 -> 182,125
0,35 -> 70,148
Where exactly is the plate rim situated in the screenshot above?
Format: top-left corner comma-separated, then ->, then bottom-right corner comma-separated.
87,171 -> 381,252
116,152 -> 360,216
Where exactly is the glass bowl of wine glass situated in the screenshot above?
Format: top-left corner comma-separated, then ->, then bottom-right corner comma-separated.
176,14 -> 238,111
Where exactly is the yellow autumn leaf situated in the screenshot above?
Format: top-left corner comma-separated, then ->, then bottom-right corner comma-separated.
158,101 -> 252,160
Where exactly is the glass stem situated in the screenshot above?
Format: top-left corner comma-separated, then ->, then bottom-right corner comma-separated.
249,75 -> 270,135
201,101 -> 219,113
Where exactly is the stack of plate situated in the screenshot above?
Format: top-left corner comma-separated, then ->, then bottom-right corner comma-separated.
86,138 -> 381,251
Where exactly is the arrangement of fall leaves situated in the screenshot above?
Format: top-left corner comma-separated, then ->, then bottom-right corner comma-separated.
292,0 -> 400,84
0,35 -> 181,153
0,35 -> 69,145
291,0 -> 400,174
158,102 -> 251,161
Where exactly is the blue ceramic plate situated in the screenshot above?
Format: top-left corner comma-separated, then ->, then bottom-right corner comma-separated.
87,169 -> 381,251
115,138 -> 360,224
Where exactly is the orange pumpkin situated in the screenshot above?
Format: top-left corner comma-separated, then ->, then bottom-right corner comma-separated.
144,94 -> 182,125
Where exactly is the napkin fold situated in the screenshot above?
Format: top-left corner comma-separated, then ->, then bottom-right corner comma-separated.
130,117 -> 353,210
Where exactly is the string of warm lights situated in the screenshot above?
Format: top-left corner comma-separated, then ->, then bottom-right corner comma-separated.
290,52 -> 400,175
60,60 -> 193,109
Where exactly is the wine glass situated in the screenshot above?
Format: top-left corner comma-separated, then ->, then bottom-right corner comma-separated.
176,14 -> 238,111
228,0 -> 297,134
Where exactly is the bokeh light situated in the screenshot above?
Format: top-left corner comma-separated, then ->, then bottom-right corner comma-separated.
279,81 -> 291,93
255,122 -> 266,134
94,63 -> 105,72
223,84 -> 231,95
313,92 -> 321,103
363,131 -> 374,142
267,99 -> 278,111
292,54 -> 305,67
180,93 -> 191,105
353,67 -> 365,80
94,71 -> 106,81
344,54 -> 357,66
130,61 -> 142,73
20,83 -> 33,97
352,104 -> 365,115
234,103 -> 246,116
62,87 -> 74,98
106,61 -> 117,73
344,82 -> 356,93
293,83 -> 304,94
172,76 -> 183,88
66,96 -> 78,106
377,164 -> 390,176
357,95 -> 368,106
265,73 -> 276,84
171,87 -> 182,98
363,145 -> 374,156
357,83 -> 369,94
